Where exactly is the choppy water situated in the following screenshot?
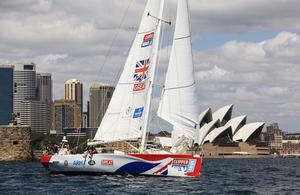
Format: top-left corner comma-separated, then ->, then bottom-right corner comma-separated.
0,158 -> 299,194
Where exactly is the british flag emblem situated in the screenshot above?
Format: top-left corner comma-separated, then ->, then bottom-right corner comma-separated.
133,59 -> 149,82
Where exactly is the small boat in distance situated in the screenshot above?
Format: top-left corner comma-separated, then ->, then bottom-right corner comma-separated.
41,0 -> 202,178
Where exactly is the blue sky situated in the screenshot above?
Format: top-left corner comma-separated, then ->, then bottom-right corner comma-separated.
194,31 -> 283,51
1,0 -> 300,133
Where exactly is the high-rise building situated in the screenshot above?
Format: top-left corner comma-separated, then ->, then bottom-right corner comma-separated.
89,83 -> 114,127
64,79 -> 83,127
36,73 -> 53,133
82,112 -> 88,128
21,98 -> 47,133
267,123 -> 284,135
0,65 -> 14,125
5,63 -> 36,117
53,99 -> 78,133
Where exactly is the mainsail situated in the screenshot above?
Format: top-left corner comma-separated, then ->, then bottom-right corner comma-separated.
157,0 -> 200,143
90,0 -> 164,144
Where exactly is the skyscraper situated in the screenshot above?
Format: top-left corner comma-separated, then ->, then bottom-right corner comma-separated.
36,73 -> 53,133
21,98 -> 47,133
64,79 -> 83,127
0,65 -> 14,125
89,83 -> 114,127
52,99 -> 78,133
5,63 -> 36,117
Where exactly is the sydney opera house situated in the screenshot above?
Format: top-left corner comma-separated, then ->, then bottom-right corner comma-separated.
172,104 -> 270,157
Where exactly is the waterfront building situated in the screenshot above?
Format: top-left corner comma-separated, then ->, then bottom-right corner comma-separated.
53,99 -> 78,133
267,123 -> 285,135
64,79 -> 83,126
266,123 -> 288,153
89,83 -> 114,127
183,104 -> 270,156
284,133 -> 300,140
0,65 -> 14,125
268,134 -> 283,151
62,127 -> 97,139
36,73 -> 53,133
281,140 -> 300,155
103,139 -> 139,153
20,98 -> 47,133
5,63 -> 36,117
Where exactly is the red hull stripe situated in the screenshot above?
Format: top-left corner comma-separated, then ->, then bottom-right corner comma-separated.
41,156 -> 52,170
185,157 -> 202,178
154,161 -> 172,175
126,153 -> 198,161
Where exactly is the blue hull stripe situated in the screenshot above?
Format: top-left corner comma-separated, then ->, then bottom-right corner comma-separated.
115,162 -> 160,174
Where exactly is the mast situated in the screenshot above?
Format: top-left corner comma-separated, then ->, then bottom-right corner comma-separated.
140,0 -> 165,153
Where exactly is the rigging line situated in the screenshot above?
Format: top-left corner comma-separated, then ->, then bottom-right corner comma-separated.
94,0 -> 133,84
155,116 -> 165,132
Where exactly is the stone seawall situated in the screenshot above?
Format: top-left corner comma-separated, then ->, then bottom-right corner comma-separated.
0,125 -> 32,162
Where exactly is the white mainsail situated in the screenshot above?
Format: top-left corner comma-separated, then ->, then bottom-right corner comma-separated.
157,0 -> 200,143
90,0 -> 164,144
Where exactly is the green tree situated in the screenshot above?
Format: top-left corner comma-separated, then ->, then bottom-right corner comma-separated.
30,131 -> 88,152
158,131 -> 171,136
31,131 -> 48,150
270,148 -> 277,154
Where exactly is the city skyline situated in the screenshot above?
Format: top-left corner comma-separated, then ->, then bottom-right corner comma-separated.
1,0 -> 300,133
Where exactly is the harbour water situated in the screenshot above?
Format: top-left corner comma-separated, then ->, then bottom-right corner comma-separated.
0,158 -> 299,194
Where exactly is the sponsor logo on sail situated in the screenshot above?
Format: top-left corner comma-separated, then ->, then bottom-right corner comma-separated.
133,82 -> 146,92
141,32 -> 154,47
133,107 -> 144,118
101,159 -> 113,165
133,59 -> 149,82
126,107 -> 132,115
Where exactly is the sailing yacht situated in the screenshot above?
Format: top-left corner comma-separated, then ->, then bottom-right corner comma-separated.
41,0 -> 202,178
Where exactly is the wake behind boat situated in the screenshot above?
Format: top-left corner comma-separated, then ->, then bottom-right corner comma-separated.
41,0 -> 202,178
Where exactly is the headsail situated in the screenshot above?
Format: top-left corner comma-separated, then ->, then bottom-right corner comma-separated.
157,0 -> 200,143
89,0 -> 164,145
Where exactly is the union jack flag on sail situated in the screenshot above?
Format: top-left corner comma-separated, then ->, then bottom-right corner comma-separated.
133,59 -> 149,82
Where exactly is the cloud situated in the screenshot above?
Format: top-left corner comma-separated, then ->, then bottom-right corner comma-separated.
189,0 -> 300,33
1,0 -> 300,133
263,31 -> 300,58
194,31 -> 300,132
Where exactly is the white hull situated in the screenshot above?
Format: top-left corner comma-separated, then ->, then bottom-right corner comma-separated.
41,153 -> 202,178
